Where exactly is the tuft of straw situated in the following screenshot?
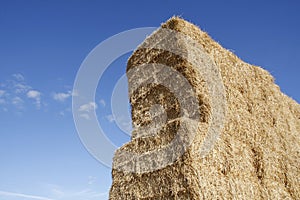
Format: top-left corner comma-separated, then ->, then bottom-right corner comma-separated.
109,17 -> 300,199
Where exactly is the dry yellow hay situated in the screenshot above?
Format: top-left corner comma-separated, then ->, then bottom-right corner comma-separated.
109,17 -> 300,199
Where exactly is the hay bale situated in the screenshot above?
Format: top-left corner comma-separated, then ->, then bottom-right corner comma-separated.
109,17 -> 300,199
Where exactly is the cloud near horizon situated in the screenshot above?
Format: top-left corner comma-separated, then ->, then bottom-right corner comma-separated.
0,190 -> 54,200
0,189 -> 108,200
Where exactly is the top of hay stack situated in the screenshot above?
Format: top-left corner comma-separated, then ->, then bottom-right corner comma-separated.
109,17 -> 300,199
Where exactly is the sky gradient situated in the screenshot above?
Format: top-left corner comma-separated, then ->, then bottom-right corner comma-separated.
0,1 -> 299,200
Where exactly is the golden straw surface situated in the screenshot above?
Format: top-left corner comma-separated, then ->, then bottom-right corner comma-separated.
109,17 -> 300,200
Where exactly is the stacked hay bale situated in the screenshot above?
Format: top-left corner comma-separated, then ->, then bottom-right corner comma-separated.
109,17 -> 300,199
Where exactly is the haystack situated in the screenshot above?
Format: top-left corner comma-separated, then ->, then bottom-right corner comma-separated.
109,17 -> 300,199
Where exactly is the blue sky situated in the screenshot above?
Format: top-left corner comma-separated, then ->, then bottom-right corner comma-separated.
0,1 -> 299,200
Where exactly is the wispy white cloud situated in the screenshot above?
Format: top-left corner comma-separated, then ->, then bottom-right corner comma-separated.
47,184 -> 108,200
27,90 -> 41,99
99,99 -> 106,107
12,73 -> 25,81
0,190 -> 54,200
51,90 -> 75,116
55,188 -> 108,199
27,90 -> 41,109
2,73 -> 30,94
53,91 -> 72,102
12,96 -> 24,109
0,73 -> 47,112
59,111 -> 65,116
14,83 -> 31,94
105,114 -> 115,123
10,73 -> 31,94
80,113 -> 91,120
78,102 -> 97,112
1,181 -> 109,200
